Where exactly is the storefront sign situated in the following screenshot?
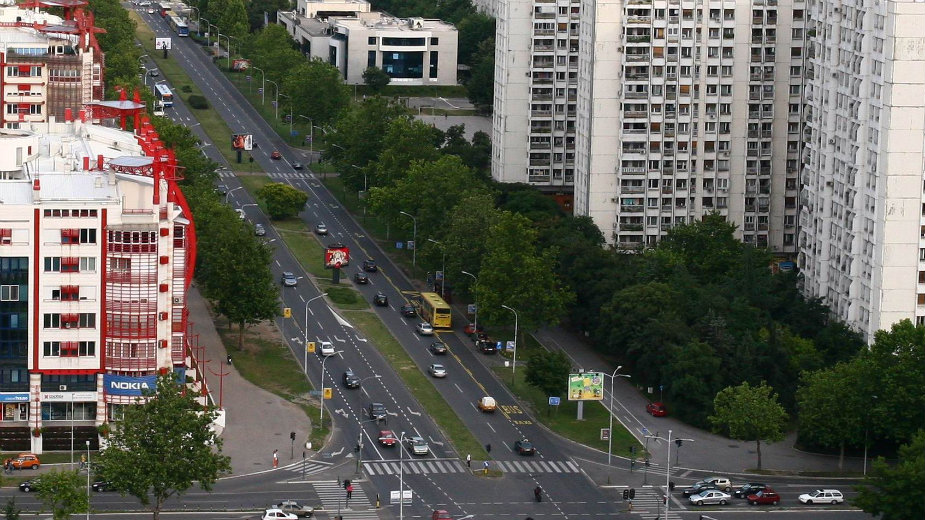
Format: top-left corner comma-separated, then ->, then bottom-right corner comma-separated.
104,375 -> 157,396
0,393 -> 30,402
41,392 -> 97,402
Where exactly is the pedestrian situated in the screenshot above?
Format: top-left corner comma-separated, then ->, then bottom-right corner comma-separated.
534,486 -> 542,502
346,483 -> 353,500
273,449 -> 279,468
485,443 -> 492,453
466,453 -> 471,468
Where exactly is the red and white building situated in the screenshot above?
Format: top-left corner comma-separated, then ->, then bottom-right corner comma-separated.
0,108 -> 196,453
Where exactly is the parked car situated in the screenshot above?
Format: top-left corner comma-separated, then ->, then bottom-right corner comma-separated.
9,453 -> 40,470
708,477 -> 733,492
362,259 -> 378,272
464,323 -> 484,335
92,480 -> 113,492
281,272 -> 299,287
416,322 -> 434,336
400,304 -> 416,317
747,489 -> 781,506
314,223 -> 328,235
271,150 -> 282,160
318,341 -> 335,357
342,369 -> 360,389
428,341 -> 448,355
369,402 -> 387,421
428,363 -> 447,378
18,479 -> 40,492
404,435 -> 430,456
798,489 -> 844,504
514,439 -> 536,456
689,490 -> 731,506
271,500 -> 314,517
262,508 -> 298,520
646,402 -> 667,417
432,510 -> 452,520
353,271 -> 369,284
378,430 -> 397,447
147,68 -> 159,77
373,292 -> 388,306
254,223 -> 266,236
682,481 -> 721,498
477,396 -> 496,412
734,482 -> 768,498
292,163 -> 304,170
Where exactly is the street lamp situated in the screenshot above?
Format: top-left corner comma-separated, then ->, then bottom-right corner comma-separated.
267,80 -> 280,120
399,211 -> 417,271
399,431 -> 408,520
354,378 -> 382,473
303,293 -> 329,377
199,17 -> 210,42
427,239 -> 446,298
280,93 -> 294,138
225,186 -> 243,203
252,66 -> 266,104
318,350 -> 343,427
187,6 -> 200,36
646,430 -> 694,520
460,270 -> 478,333
501,304 -> 518,384
85,440 -> 90,520
606,366 -> 631,469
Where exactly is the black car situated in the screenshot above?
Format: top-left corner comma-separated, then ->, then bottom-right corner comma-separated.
342,369 -> 361,389
514,439 -> 536,456
92,480 -> 113,492
363,259 -> 378,272
399,304 -> 416,317
293,163 -> 304,170
428,341 -> 448,355
683,482 -> 721,498
373,292 -> 388,306
19,479 -> 40,492
354,271 -> 369,284
733,483 -> 768,498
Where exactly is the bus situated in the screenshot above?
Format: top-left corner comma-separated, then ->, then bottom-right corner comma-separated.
168,15 -> 188,36
416,292 -> 452,329
154,83 -> 174,107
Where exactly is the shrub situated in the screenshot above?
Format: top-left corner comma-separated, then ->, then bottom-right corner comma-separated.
187,95 -> 209,109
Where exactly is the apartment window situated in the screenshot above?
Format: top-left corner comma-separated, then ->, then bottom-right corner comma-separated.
61,229 -> 79,244
43,341 -> 61,356
368,37 -> 376,45
79,341 -> 96,356
43,314 -> 61,328
0,285 -> 20,301
44,257 -> 61,272
60,285 -> 79,301
79,257 -> 96,272
430,37 -> 439,45
79,313 -> 96,328
368,51 -> 376,68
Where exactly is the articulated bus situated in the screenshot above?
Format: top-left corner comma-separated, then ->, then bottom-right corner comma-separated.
168,15 -> 189,36
154,83 -> 174,107
416,292 -> 452,329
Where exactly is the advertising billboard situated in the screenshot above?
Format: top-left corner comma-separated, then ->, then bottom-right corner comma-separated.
155,37 -> 172,50
324,244 -> 350,269
567,372 -> 604,401
232,133 -> 253,151
104,374 -> 157,396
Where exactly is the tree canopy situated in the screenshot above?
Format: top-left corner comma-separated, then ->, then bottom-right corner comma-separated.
256,182 -> 309,220
35,470 -> 89,520
709,381 -> 788,469
854,429 -> 925,520
525,349 -> 571,397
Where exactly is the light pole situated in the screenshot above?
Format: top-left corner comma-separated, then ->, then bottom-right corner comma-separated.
70,391 -> 75,468
280,93 -> 293,139
199,17 -> 210,42
187,6 -> 200,36
354,379 -> 382,473
646,430 -> 694,520
606,366 -> 631,468
225,186 -> 243,203
318,350 -> 343,427
252,66 -> 266,104
501,304 -> 518,384
460,270 -> 478,332
427,239 -> 446,298
399,211 -> 417,272
303,293 -> 329,377
399,431 -> 407,520
85,440 -> 90,520
267,80 -> 280,120
297,115 -> 313,155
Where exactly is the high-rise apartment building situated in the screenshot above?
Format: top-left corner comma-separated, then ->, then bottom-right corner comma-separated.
798,0 -> 925,340
0,114 -> 195,452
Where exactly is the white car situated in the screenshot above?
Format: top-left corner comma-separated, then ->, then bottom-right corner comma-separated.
416,322 -> 434,336
688,490 -> 731,506
319,341 -> 335,357
428,363 -> 447,378
798,489 -> 844,505
404,435 -> 430,456
262,509 -> 298,520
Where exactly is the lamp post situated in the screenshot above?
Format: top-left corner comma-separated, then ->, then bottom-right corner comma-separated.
354,380 -> 382,473
85,440 -> 90,520
267,80 -> 280,120
606,366 -> 631,469
280,94 -> 294,140
252,66 -> 266,104
187,6 -> 200,36
199,17 -> 210,42
646,430 -> 694,520
500,305 -> 518,384
303,293 -> 329,377
399,431 -> 407,520
318,350 -> 343,427
427,239 -> 446,298
460,270 -> 478,332
399,211 -> 417,272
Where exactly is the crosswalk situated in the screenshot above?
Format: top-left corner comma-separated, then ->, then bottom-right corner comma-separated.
276,459 -> 334,479
363,458 -> 580,476
215,170 -> 316,181
313,480 -> 378,520
628,488 -> 683,520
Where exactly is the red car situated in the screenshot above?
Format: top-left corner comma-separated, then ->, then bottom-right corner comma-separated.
432,510 -> 452,520
747,489 -> 781,505
464,323 -> 484,335
271,150 -> 282,160
378,430 -> 397,447
646,402 -> 667,417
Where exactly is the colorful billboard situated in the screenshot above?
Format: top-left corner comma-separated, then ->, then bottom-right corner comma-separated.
324,244 -> 350,269
232,133 -> 253,151
568,372 -> 604,401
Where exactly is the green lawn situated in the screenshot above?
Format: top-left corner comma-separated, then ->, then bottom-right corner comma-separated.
320,284 -> 369,310
344,311 -> 487,460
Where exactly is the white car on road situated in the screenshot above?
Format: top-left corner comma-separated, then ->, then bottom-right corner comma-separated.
416,322 -> 434,336
262,509 -> 298,520
319,341 -> 335,356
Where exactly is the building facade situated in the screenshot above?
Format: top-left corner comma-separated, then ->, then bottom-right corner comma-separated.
0,113 -> 195,452
798,0 -> 925,340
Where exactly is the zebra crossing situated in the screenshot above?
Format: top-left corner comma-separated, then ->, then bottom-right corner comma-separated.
312,480 -> 378,520
362,458 -> 580,476
628,488 -> 683,520
276,459 -> 334,479
215,170 -> 315,181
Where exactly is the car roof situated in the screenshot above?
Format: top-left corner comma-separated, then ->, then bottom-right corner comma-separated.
282,271 -> 294,276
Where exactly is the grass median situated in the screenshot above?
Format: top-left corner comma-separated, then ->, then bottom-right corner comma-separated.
344,311 -> 487,460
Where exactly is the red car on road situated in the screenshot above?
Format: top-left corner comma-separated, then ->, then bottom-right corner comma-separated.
747,489 -> 781,505
646,402 -> 667,417
378,430 -> 397,447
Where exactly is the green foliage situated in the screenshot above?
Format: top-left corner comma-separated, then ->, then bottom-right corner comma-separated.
466,38 -> 495,107
256,182 -> 309,220
441,126 -> 491,177
284,59 -> 351,126
456,14 -> 496,65
525,349 -> 571,397
34,470 -> 89,520
245,0 -> 290,32
326,96 -> 411,169
96,374 -> 231,520
3,498 -> 21,520
246,25 -> 303,82
709,381 -> 788,469
362,66 -> 391,92
497,184 -> 565,222
368,117 -> 443,191
187,95 -> 209,109
211,0 -> 249,39
854,429 -> 925,520
87,0 -> 141,89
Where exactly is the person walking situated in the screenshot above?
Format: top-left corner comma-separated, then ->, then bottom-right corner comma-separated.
346,483 -> 354,501
466,453 -> 471,468
534,486 -> 543,502
273,449 -> 279,468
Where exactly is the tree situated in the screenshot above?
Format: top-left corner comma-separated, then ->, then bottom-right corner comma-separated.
326,97 -> 410,169
853,429 -> 925,520
247,25 -> 303,82
256,182 -> 309,219
285,59 -> 351,126
865,320 -> 925,445
3,498 -> 21,520
369,117 -> 443,191
525,349 -> 571,397
95,374 -> 231,520
466,38 -> 495,108
456,13 -> 495,65
362,66 -> 391,92
35,470 -> 89,520
245,0 -> 290,32
709,381 -> 788,470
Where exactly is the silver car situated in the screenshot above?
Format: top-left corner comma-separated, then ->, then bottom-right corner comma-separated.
404,435 -> 429,456
428,363 -> 447,378
689,490 -> 731,506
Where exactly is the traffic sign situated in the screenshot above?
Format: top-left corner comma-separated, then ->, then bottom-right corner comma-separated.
307,341 -> 315,353
601,428 -> 610,441
548,396 -> 561,406
323,387 -> 332,399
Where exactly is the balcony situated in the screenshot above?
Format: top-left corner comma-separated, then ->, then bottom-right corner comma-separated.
621,224 -> 644,231
622,167 -> 646,174
627,16 -> 652,24
620,205 -> 645,213
621,186 -> 645,194
625,91 -> 649,99
624,110 -> 648,118
531,110 -> 553,117
626,54 -> 650,62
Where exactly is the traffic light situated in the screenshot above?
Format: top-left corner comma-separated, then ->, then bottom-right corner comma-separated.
645,458 -> 650,467
622,489 -> 629,500
290,431 -> 296,441
675,439 -> 683,447
668,481 -> 676,491
629,488 -> 636,500
307,341 -> 316,353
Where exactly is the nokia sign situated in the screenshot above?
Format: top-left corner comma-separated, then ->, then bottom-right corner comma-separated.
104,375 -> 157,396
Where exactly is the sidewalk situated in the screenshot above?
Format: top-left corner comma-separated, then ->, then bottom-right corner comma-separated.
187,286 -> 314,475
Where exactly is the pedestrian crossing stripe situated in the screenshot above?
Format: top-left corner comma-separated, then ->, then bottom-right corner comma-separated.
276,459 -> 332,477
362,459 -> 579,475
628,488 -> 683,520
269,172 -> 315,180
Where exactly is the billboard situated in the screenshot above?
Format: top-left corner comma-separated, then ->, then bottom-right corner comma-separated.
231,59 -> 251,71
568,372 -> 604,401
324,244 -> 350,269
104,374 -> 157,396
232,133 -> 253,151
155,37 -> 172,50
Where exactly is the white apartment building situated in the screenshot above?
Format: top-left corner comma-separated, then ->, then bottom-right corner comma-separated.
0,114 -> 196,453
278,0 -> 459,86
798,0 -> 925,340
572,0 -> 806,250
